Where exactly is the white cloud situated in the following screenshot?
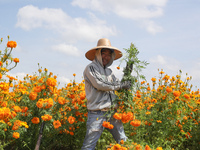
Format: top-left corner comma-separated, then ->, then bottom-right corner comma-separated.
51,43 -> 81,56
149,55 -> 181,71
72,0 -> 167,19
16,5 -> 117,43
71,0 -> 168,34
15,45 -> 22,52
57,76 -> 71,87
140,20 -> 164,34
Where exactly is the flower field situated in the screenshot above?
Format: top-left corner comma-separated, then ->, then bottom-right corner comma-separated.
0,37 -> 199,150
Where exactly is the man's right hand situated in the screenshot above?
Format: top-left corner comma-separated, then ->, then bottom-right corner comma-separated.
120,80 -> 132,89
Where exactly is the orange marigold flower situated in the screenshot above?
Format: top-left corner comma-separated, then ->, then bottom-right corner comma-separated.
13,106 -> 22,113
121,112 -> 134,123
36,99 -> 43,108
7,41 -> 17,48
31,117 -> 40,124
13,58 -> 19,63
120,140 -> 124,144
0,73 -> 2,79
166,86 -> 172,93
79,92 -> 86,100
12,124 -> 19,130
13,132 -> 20,139
183,116 -> 188,120
130,119 -> 141,127
113,144 -> 121,149
44,98 -> 53,109
196,99 -> 200,105
58,97 -> 65,105
145,145 -> 151,150
73,73 -> 76,77
151,77 -> 156,82
184,94 -> 190,99
157,120 -> 162,123
33,86 -> 42,93
173,91 -> 181,97
68,116 -> 76,124
159,71 -> 165,74
147,87 -> 151,91
53,120 -> 61,129
102,121 -> 114,129
46,77 -> 57,87
29,92 -> 37,100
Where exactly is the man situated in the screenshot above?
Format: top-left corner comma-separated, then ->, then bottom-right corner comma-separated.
81,38 -> 131,150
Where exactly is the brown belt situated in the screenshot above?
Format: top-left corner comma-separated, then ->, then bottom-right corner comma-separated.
89,108 -> 110,112
101,108 -> 110,111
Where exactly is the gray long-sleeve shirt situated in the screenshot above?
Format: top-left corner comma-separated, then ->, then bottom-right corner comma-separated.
83,49 -> 121,110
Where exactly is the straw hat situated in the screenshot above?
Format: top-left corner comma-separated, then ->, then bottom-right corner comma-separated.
85,38 -> 122,61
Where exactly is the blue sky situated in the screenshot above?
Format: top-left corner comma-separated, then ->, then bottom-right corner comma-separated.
1,0 -> 200,89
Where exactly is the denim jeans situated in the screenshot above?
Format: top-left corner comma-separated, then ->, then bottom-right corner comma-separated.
81,110 -> 127,150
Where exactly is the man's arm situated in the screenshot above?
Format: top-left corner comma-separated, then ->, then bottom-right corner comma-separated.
84,65 -> 121,91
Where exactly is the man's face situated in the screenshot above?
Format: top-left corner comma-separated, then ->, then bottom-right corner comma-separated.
101,49 -> 112,66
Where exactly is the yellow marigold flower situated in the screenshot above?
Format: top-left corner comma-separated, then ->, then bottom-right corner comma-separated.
38,69 -> 42,73
13,132 -> 20,139
113,113 -> 122,120
31,117 -> 40,124
0,120 -> 5,124
146,111 -> 151,115
156,147 -> 163,150
41,114 -> 52,121
7,41 -> 17,48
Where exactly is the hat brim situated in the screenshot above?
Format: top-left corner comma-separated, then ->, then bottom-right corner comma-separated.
85,46 -> 122,61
